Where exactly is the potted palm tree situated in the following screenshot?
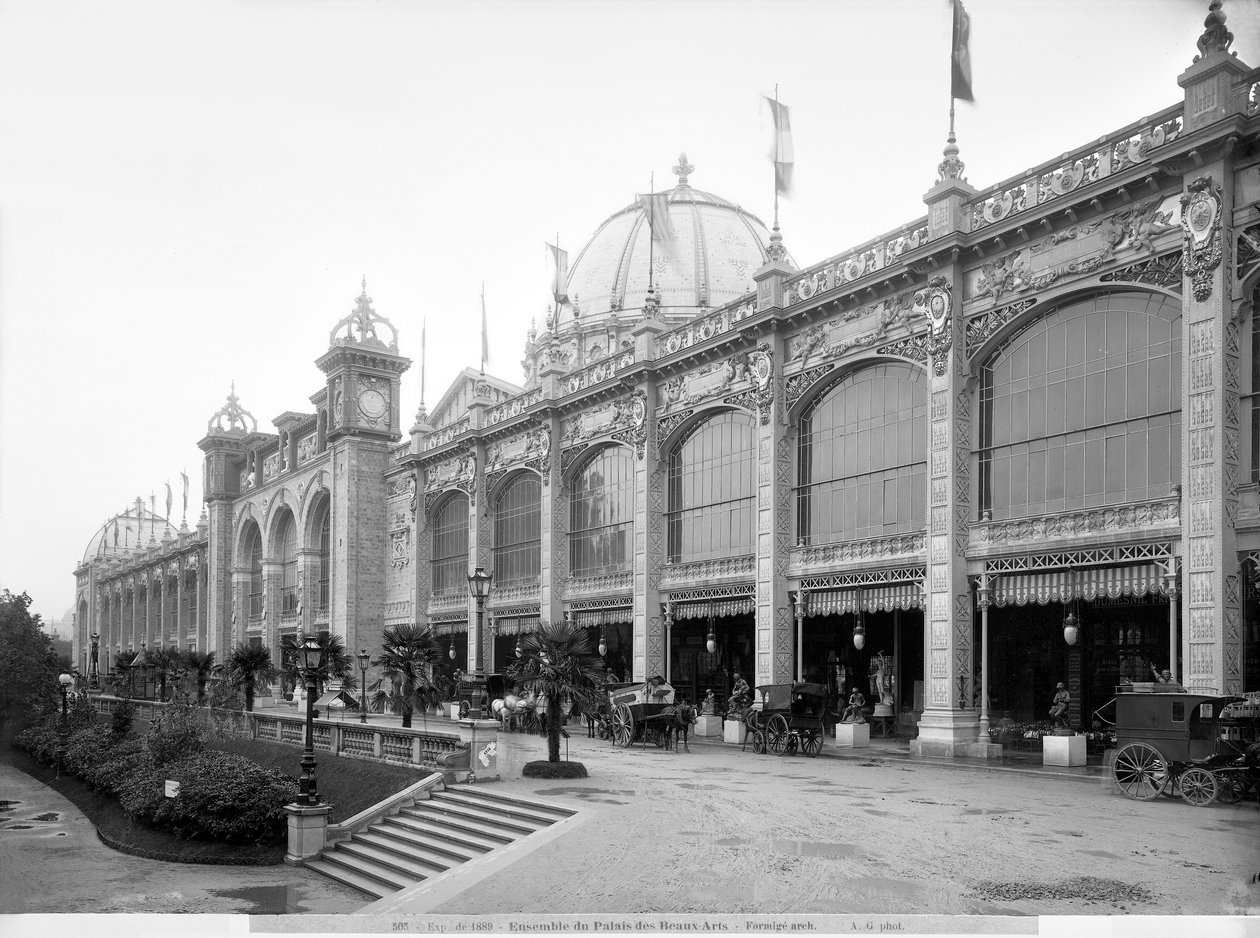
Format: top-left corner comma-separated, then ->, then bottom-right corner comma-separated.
507,620 -> 606,778
179,650 -> 217,704
224,642 -> 279,712
370,624 -> 443,728
280,632 -> 355,704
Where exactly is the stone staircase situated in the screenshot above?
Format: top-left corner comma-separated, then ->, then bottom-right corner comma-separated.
305,786 -> 577,898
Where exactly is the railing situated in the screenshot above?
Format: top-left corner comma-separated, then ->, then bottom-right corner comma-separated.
968,106 -> 1183,234
423,418 -> 471,451
560,349 -> 636,397
659,555 -> 756,587
485,387 -> 545,428
87,695 -> 469,771
655,297 -> 760,358
789,533 -> 927,572
782,218 -> 931,308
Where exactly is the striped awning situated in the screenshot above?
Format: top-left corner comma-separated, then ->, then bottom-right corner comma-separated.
992,564 -> 1170,607
431,619 -> 468,635
570,608 -> 633,627
492,615 -> 541,636
806,582 -> 924,617
672,598 -> 755,620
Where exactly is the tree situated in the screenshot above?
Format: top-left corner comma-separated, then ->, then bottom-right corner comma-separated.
371,624 -> 443,728
108,649 -> 139,699
147,647 -> 180,702
224,643 -> 278,712
280,632 -> 355,699
507,620 -> 606,764
0,590 -> 60,717
180,650 -> 217,704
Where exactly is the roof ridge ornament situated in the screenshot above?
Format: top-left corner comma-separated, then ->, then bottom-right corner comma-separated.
207,380 -> 258,434
672,153 -> 694,188
1195,0 -> 1233,61
329,276 -> 399,351
937,130 -> 967,183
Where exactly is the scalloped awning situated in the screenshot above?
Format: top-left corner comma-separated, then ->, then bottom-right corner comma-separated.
671,598 -> 755,620
569,608 -> 632,628
992,564 -> 1170,607
806,583 -> 924,617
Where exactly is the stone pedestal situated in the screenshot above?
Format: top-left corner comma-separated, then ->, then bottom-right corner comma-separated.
448,703 -> 462,720
1043,734 -> 1086,767
722,720 -> 745,744
284,803 -> 332,865
694,714 -> 723,737
834,722 -> 870,748
453,718 -> 501,782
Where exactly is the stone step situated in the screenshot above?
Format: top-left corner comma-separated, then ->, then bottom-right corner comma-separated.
354,828 -> 467,871
396,805 -> 519,844
340,837 -> 448,879
303,857 -> 395,899
432,789 -> 573,825
385,811 -> 504,853
313,846 -> 419,893
406,800 -> 541,836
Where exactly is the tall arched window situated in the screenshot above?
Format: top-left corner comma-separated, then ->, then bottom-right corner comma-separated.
493,475 -> 541,588
276,513 -> 298,614
570,447 -> 634,577
316,502 -> 331,612
432,494 -> 470,594
245,526 -> 263,616
667,411 -> 756,563
979,290 -> 1181,518
796,363 -> 927,544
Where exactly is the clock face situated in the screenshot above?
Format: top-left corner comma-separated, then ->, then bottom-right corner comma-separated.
358,388 -> 387,419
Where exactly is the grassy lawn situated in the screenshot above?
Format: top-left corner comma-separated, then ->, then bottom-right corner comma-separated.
1,714 -> 435,865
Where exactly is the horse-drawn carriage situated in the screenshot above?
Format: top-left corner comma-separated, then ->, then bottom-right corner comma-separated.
743,682 -> 828,757
1110,687 -> 1259,805
603,678 -> 694,749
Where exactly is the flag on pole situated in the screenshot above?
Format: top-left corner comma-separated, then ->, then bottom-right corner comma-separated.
636,192 -> 675,251
764,95 -> 794,195
180,471 -> 189,519
113,516 -> 120,547
951,0 -> 974,102
165,481 -> 173,520
546,241 -> 569,307
480,283 -> 489,375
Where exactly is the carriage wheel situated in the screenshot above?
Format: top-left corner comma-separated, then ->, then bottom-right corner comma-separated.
800,728 -> 822,758
752,729 -> 767,754
1214,772 -> 1245,805
610,704 -> 635,748
1113,742 -> 1169,801
785,734 -> 799,755
766,714 -> 791,755
1178,767 -> 1218,807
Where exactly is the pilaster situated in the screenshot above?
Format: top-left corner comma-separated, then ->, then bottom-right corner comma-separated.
538,413 -> 564,625
467,441 -> 490,672
634,378 -> 666,681
751,335 -> 792,687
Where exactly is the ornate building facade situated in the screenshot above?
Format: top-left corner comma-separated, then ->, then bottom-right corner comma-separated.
75,9 -> 1260,756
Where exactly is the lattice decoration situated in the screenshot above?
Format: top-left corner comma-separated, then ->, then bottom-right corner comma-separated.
799,566 -> 926,591
983,543 -> 1174,574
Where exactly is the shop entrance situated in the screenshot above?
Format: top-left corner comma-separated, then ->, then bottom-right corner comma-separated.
803,610 -> 924,719
670,613 -> 754,708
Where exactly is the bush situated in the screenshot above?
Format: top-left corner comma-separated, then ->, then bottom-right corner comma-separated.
145,699 -> 206,766
111,699 -> 135,738
521,759 -> 588,779
117,750 -> 299,844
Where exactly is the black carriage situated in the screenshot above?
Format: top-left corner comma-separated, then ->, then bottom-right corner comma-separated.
1110,687 -> 1259,806
605,679 -> 678,748
744,682 -> 828,757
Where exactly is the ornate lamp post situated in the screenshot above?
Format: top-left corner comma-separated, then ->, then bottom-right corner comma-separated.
357,648 -> 370,724
56,672 -> 73,779
89,632 -> 100,690
466,566 -> 493,719
298,636 -> 322,806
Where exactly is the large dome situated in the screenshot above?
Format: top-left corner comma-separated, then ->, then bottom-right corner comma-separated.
559,155 -> 789,328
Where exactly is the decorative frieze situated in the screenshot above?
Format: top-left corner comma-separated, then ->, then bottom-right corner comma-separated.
297,435 -> 317,464
965,300 -> 1038,358
789,533 -> 926,572
564,572 -> 634,596
562,392 -> 646,451
786,294 -> 919,367
560,349 -> 636,397
780,220 -> 930,308
484,388 -> 544,427
488,584 -> 542,606
423,418 -> 470,451
659,555 -> 756,587
655,301 -> 759,358
972,497 -> 1180,549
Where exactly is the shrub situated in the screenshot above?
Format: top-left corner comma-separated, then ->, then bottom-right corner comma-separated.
85,735 -> 151,796
118,750 -> 299,844
63,723 -> 116,784
521,759 -> 588,779
145,699 -> 206,766
111,699 -> 135,738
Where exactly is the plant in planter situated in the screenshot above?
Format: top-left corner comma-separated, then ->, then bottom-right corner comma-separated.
369,624 -> 443,728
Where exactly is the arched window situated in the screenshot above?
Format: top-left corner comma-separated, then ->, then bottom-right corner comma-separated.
316,502 -> 331,612
432,494 -> 470,594
979,290 -> 1181,518
667,411 -> 756,563
493,475 -> 541,588
796,363 -> 927,544
570,447 -> 634,577
245,526 -> 263,616
276,513 -> 298,614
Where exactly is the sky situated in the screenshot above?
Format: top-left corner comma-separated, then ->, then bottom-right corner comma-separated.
2,0 -> 1258,627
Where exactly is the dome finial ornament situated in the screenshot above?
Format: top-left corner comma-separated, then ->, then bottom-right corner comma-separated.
766,226 -> 787,263
673,153 -> 694,187
329,278 -> 399,350
937,130 -> 967,183
207,380 -> 257,434
1195,0 -> 1232,61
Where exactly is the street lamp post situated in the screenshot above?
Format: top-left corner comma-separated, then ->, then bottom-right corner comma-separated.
466,567 -> 493,719
357,649 -> 370,724
298,637 -> 322,806
56,672 -> 73,779
89,632 -> 100,690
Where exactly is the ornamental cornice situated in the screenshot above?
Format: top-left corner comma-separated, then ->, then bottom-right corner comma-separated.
422,418 -> 471,452
789,533 -> 927,576
487,584 -> 541,607
428,592 -> 468,612
660,555 -> 756,588
970,497 -> 1181,554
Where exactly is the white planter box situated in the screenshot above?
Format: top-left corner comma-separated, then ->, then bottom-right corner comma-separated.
833,722 -> 870,748
448,703 -> 462,720
722,720 -> 746,744
694,714 -> 723,737
1042,733 -> 1086,766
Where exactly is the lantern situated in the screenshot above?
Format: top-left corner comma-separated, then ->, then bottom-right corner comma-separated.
1063,611 -> 1079,646
853,622 -> 866,651
706,630 -> 717,655
598,632 -> 607,657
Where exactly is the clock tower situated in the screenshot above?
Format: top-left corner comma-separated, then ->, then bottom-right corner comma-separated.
316,280 -> 411,654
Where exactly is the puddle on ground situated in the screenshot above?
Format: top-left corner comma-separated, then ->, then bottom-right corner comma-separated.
31,813 -> 60,822
0,802 -> 18,812
209,886 -> 301,914
961,807 -> 1021,815
533,786 -> 633,804
864,809 -> 893,817
7,825 -> 32,830
713,836 -> 747,847
772,839 -> 859,859
1082,849 -> 1125,860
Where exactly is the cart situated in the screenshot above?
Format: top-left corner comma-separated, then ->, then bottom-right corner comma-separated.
745,682 -> 828,757
605,679 -> 677,748
1110,687 -> 1257,805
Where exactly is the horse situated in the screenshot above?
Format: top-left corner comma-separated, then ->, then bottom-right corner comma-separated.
662,702 -> 698,752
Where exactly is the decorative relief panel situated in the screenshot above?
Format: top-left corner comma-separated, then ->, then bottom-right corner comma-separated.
423,418 -> 470,452
484,388 -> 544,427
560,349 -> 636,396
297,435 -> 316,464
659,355 -> 750,410
389,529 -> 410,569
971,498 -> 1180,547
655,299 -> 760,358
965,299 -> 1038,358
562,392 -> 646,452
1180,176 -> 1224,302
787,294 -> 920,369
789,533 -> 925,572
660,556 -> 756,587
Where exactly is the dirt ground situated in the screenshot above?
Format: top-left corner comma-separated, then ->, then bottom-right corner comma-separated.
2,728 -> 1257,921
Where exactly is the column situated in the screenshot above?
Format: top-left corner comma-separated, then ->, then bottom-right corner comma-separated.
466,442 -> 489,679
631,316 -> 667,681
538,413 -> 565,625
297,547 -> 321,636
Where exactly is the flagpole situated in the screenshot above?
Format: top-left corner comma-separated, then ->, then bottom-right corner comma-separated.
420,318 -> 426,406
647,172 -> 656,294
479,283 -> 486,376
773,83 -> 780,234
